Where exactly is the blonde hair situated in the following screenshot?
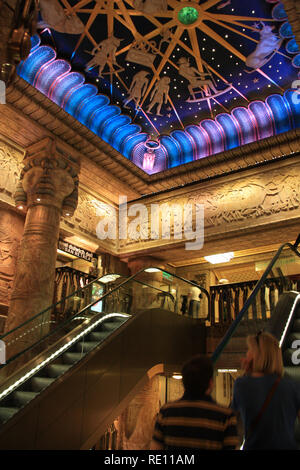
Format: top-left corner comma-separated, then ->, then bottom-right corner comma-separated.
247,331 -> 284,376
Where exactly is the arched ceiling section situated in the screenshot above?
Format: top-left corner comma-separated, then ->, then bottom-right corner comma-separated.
17,0 -> 300,174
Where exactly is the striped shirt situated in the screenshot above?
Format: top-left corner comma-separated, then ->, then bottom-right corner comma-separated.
152,395 -> 238,450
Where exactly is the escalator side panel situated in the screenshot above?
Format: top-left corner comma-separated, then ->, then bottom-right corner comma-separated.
0,310 -> 206,450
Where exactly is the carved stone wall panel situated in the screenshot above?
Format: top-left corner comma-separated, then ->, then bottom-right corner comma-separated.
115,376 -> 161,450
61,188 -> 118,252
118,159 -> 300,255
0,138 -> 24,205
188,164 -> 300,231
0,208 -> 24,313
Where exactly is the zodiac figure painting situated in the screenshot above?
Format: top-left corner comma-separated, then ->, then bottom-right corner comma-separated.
38,0 -> 84,34
158,28 -> 176,52
178,57 -> 220,101
245,22 -> 282,71
146,76 -> 170,115
85,36 -> 123,76
133,0 -> 168,15
124,71 -> 150,109
126,41 -> 156,68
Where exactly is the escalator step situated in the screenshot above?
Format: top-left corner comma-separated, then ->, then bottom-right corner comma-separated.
284,367 -> 300,382
283,348 -> 298,366
289,329 -> 300,341
287,332 -> 300,345
13,391 -> 38,407
63,352 -> 85,365
100,323 -> 117,331
46,363 -> 73,378
88,331 -> 107,342
292,319 -> 300,332
30,377 -> 55,392
76,341 -> 99,353
0,407 -> 19,424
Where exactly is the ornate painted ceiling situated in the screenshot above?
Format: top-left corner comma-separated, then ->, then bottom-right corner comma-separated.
18,0 -> 300,174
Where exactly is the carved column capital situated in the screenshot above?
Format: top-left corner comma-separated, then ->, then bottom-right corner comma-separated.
14,137 -> 80,217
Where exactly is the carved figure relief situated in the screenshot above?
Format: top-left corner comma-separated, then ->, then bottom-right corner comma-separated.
119,164 -> 300,251
126,41 -> 157,68
0,141 -> 23,199
63,191 -> 117,249
245,22 -> 282,72
188,168 -> 300,227
133,0 -> 168,15
178,57 -> 232,102
0,217 -> 21,309
146,76 -> 170,115
178,57 -> 219,100
85,36 -> 123,77
38,0 -> 84,34
124,71 -> 150,109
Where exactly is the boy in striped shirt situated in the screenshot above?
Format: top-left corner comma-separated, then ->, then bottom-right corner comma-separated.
151,355 -> 238,450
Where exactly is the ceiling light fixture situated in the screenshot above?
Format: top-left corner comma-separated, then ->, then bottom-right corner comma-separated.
204,252 -> 234,264
99,274 -> 121,283
172,373 -> 182,380
144,268 -> 161,273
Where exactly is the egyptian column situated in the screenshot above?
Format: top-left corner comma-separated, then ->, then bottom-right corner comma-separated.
6,137 -> 80,332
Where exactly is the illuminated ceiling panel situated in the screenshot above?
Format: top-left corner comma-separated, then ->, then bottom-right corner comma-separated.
18,0 -> 300,174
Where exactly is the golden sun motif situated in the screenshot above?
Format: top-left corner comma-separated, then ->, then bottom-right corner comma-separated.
49,0 -> 290,132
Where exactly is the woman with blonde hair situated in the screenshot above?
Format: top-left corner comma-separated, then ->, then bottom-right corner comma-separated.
232,331 -> 300,450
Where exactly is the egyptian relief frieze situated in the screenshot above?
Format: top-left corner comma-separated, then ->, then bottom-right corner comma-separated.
0,209 -> 24,313
0,138 -> 24,205
0,139 -> 25,313
61,189 -> 118,252
188,165 -> 300,228
118,160 -> 300,254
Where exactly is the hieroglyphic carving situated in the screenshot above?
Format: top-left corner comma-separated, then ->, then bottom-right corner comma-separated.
62,190 -> 118,250
0,212 -> 23,312
188,168 -> 300,227
38,0 -> 84,34
119,162 -> 300,252
115,376 -> 161,450
0,140 -> 23,202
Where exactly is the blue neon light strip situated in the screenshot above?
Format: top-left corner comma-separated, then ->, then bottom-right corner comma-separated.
17,36 -> 300,174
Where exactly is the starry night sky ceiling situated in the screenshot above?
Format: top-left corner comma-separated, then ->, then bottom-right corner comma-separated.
18,0 -> 300,174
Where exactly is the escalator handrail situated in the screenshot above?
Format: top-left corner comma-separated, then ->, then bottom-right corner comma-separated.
0,267 -> 208,367
0,277 -> 169,368
211,240 -> 300,364
0,266 -> 209,341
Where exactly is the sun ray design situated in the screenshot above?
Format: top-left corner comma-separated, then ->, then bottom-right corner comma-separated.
31,0 -> 299,172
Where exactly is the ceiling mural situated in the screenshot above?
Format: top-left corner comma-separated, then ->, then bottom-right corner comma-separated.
17,0 -> 300,174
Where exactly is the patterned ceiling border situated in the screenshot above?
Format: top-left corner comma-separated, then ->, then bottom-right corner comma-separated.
17,33 -> 300,175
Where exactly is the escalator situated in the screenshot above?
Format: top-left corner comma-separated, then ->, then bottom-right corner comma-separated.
0,238 -> 299,450
211,237 -> 300,448
0,268 -> 209,449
